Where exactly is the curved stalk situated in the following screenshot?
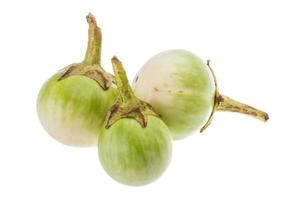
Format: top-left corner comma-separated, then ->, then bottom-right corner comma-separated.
58,13 -> 114,90
82,13 -> 102,65
216,94 -> 269,121
111,57 -> 138,105
200,60 -> 268,133
105,57 -> 158,129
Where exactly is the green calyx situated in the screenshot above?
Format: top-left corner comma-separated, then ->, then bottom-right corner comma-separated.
105,57 -> 159,129
200,60 -> 269,132
58,13 -> 114,90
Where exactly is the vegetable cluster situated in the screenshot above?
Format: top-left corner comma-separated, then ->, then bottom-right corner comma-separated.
37,13 -> 268,186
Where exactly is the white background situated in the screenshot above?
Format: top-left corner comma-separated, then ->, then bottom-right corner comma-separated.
0,0 -> 290,199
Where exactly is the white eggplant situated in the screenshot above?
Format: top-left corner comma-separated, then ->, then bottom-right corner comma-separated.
133,50 -> 268,139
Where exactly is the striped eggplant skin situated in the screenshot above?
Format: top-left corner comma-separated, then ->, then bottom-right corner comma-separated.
37,73 -> 116,147
132,50 -> 216,140
98,116 -> 172,186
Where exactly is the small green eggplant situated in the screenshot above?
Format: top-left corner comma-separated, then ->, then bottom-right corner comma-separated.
37,14 -> 116,147
98,57 -> 172,186
133,50 -> 269,139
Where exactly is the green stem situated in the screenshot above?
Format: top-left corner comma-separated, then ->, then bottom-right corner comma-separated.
58,13 -> 114,90
216,94 -> 269,121
111,57 -> 138,105
105,57 -> 159,128
83,13 -> 102,65
200,60 -> 268,133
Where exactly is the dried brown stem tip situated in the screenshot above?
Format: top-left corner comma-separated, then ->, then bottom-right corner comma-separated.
86,13 -> 97,25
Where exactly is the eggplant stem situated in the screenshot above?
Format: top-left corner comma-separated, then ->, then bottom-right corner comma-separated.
200,60 -> 268,133
104,57 -> 159,129
83,13 -> 102,65
216,94 -> 269,121
111,57 -> 138,105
